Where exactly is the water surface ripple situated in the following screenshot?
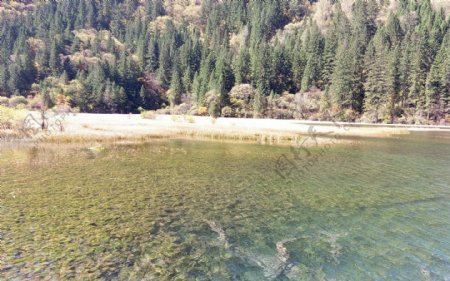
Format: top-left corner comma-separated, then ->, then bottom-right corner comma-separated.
0,133 -> 449,280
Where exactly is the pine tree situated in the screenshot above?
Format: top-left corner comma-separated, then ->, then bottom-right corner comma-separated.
182,67 -> 192,93
151,0 -> 165,20
113,86 -> 127,113
7,64 -> 20,95
330,39 -> 357,113
233,49 -> 250,85
322,32 -> 338,87
139,85 -> 147,109
211,51 -> 234,107
291,36 -> 307,92
157,43 -> 172,88
385,13 -> 403,48
409,31 -> 432,118
195,51 -> 216,104
0,64 -> 9,95
363,30 -> 391,122
169,65 -> 183,106
86,0 -> 97,28
300,22 -> 323,92
49,40 -> 60,76
426,30 -> 449,121
253,90 -> 264,118
254,43 -> 271,97
350,0 -> 378,113
191,72 -> 201,104
398,33 -> 414,108
75,0 -> 86,29
271,45 -> 292,94
387,46 -> 402,123
146,36 -> 160,72
103,79 -> 114,111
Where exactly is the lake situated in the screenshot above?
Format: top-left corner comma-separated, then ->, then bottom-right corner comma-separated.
0,133 -> 449,280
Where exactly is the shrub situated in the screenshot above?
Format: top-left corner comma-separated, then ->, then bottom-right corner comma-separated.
0,97 -> 9,106
9,95 -> 28,108
294,88 -> 322,119
343,109 -> 359,122
0,105 -> 26,130
205,90 -> 221,118
445,114 -> 450,125
27,95 -> 45,110
221,106 -> 233,117
229,84 -> 257,118
171,103 -> 191,115
267,92 -> 296,119
188,105 -> 198,116
141,110 -> 157,119
197,106 -> 209,116
71,107 -> 81,114
156,107 -> 171,115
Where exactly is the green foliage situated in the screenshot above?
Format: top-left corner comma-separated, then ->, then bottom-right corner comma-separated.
0,0 -> 448,123
0,105 -> 26,129
205,89 -> 221,118
229,84 -> 257,118
8,95 -> 28,108
168,65 -> 183,107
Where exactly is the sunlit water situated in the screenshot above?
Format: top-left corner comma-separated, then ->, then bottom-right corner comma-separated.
0,133 -> 449,280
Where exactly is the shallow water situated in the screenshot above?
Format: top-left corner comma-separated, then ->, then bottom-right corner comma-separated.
0,133 -> 449,280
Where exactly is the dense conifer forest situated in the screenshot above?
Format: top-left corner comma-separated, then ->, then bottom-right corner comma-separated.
0,0 -> 449,123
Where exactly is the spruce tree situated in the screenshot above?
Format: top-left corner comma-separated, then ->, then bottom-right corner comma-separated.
363,30 -> 391,122
330,39 -> 357,113
139,85 -> 147,109
169,65 -> 183,107
0,64 -> 9,95
157,43 -> 172,88
409,32 -> 432,118
426,30 -> 449,121
300,22 -> 323,93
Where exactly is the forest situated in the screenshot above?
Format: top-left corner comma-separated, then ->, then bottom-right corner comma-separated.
0,0 -> 449,124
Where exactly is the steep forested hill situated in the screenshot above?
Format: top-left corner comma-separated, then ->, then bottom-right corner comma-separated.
0,0 -> 449,123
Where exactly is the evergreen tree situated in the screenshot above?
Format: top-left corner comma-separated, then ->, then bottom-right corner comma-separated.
7,64 -> 20,95
49,40 -> 60,76
233,49 -> 250,85
330,39 -> 357,113
254,43 -> 271,97
157,43 -> 172,88
409,32 -> 432,117
291,36 -> 307,92
271,45 -> 292,94
300,22 -> 323,92
363,30 -> 391,122
0,64 -> 9,95
139,85 -> 148,109
146,36 -> 160,72
169,64 -> 183,106
426,30 -> 450,121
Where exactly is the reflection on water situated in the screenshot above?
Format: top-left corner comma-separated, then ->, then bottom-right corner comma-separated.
0,134 -> 449,280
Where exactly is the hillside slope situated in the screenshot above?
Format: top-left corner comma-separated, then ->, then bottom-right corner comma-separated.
0,0 -> 449,124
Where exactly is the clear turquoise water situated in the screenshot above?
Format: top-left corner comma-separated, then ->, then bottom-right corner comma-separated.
0,133 -> 449,280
